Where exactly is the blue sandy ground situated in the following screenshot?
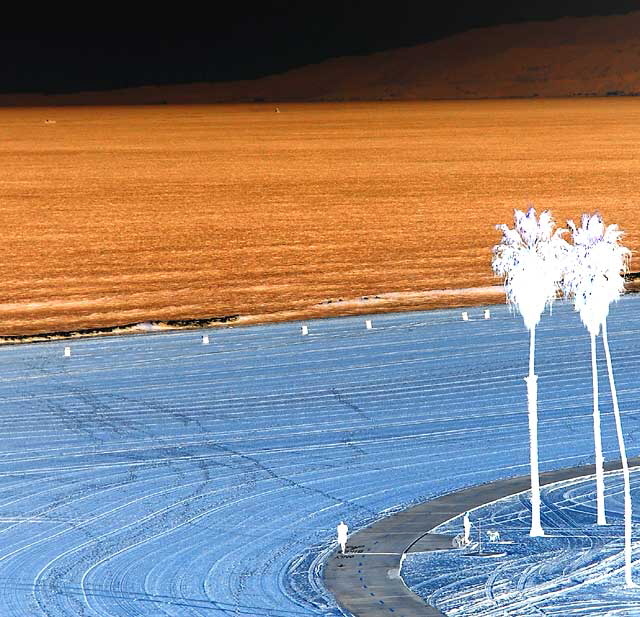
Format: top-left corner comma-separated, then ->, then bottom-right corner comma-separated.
0,296 -> 638,615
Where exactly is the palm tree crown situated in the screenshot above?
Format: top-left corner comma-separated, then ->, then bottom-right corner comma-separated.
563,213 -> 630,336
492,208 -> 567,331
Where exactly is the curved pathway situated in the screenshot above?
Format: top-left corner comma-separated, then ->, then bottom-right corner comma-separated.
324,456 -> 640,616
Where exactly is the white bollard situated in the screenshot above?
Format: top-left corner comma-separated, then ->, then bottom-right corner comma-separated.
64,346 -> 71,357
461,311 -> 469,321
365,319 -> 373,330
484,309 -> 491,320
301,325 -> 309,336
202,334 -> 209,345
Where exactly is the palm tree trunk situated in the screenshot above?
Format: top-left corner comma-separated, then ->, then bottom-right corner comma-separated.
591,332 -> 607,525
525,326 -> 544,537
602,320 -> 635,587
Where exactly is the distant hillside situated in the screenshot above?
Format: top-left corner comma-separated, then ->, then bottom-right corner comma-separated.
4,11 -> 640,105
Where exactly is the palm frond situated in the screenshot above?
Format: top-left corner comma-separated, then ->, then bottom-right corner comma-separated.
562,213 -> 630,335
492,207 -> 568,331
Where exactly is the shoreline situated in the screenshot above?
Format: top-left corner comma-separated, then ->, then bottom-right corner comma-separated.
0,286 -> 505,346
2,277 -> 639,346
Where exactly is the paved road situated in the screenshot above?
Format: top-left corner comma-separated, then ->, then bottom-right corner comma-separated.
324,456 -> 640,616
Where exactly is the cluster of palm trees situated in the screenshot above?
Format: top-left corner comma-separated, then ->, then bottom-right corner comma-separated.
492,208 -> 635,587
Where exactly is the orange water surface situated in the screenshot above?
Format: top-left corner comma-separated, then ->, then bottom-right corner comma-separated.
1,99 -> 639,335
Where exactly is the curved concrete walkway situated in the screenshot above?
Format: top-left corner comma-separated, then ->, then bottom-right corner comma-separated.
324,456 -> 640,616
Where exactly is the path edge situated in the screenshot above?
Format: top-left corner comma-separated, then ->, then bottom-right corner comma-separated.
323,456 -> 640,616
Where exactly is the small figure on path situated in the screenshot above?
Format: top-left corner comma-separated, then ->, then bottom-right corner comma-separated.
337,521 -> 348,554
463,512 -> 471,545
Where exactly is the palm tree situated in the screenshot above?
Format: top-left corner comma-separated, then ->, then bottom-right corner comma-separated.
563,213 -> 635,586
493,207 -> 567,537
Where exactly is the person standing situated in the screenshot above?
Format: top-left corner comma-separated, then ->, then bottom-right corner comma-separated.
463,512 -> 471,545
337,521 -> 348,554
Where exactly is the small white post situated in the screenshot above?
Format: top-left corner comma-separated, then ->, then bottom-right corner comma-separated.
64,346 -> 71,357
202,334 -> 209,345
484,309 -> 491,320
461,311 -> 469,321
365,319 -> 373,330
301,325 -> 309,336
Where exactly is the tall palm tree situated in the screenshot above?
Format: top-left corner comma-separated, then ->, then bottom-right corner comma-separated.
563,213 -> 635,586
493,208 -> 567,537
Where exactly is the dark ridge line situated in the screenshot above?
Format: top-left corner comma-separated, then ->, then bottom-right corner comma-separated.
323,456 -> 640,616
5,93 -> 640,109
